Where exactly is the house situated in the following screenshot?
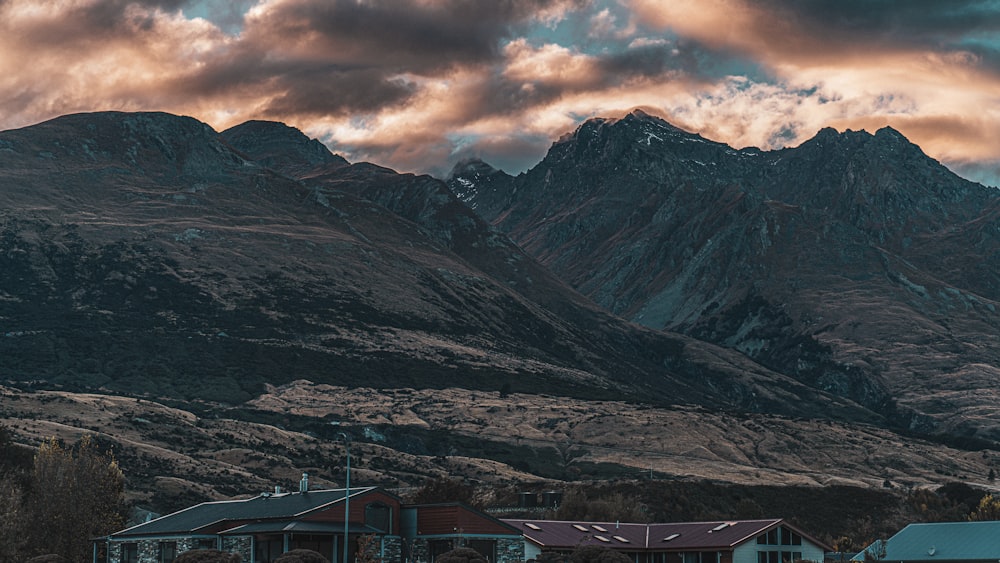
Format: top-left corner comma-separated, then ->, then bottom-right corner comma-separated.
853,521 -> 1000,563
402,503 -> 525,563
96,486 -> 525,563
96,483 -> 831,563
502,518 -> 830,563
99,484 -> 402,563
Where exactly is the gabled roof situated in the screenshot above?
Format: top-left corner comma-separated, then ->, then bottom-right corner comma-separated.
503,519 -> 649,548
111,487 -> 378,538
855,521 -> 1000,561
407,502 -> 522,536
502,518 -> 822,551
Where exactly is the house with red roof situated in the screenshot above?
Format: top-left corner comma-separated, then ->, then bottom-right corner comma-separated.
502,518 -> 830,563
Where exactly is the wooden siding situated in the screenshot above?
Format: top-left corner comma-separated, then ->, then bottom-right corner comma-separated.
303,490 -> 402,535
415,505 -> 518,536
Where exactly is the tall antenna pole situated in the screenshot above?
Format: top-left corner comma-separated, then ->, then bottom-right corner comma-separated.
339,433 -> 351,563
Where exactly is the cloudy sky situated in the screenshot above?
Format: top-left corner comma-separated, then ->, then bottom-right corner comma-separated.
3,0 -> 1000,184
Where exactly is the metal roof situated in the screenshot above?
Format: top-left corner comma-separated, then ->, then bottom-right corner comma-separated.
502,519 -> 791,550
110,487 -> 377,538
219,521 -> 383,535
857,521 -> 1000,561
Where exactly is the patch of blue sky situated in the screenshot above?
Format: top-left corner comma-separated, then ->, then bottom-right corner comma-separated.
520,0 -> 637,55
183,0 -> 254,35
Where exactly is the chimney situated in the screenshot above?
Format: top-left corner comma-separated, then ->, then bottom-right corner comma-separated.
300,472 -> 309,493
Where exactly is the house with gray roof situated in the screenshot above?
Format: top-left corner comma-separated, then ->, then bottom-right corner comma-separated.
853,521 -> 1000,563
502,518 -> 830,563
99,484 -> 402,563
96,485 -> 526,563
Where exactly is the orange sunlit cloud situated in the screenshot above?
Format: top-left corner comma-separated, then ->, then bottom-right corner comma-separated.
1,0 -> 1000,183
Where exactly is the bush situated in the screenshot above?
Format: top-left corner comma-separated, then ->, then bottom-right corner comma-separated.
175,549 -> 242,563
26,555 -> 69,563
435,547 -> 488,563
275,549 -> 330,563
569,546 -> 632,563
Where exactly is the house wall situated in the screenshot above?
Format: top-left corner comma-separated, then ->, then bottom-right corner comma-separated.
414,505 -> 519,536
304,490 -> 403,535
222,535 -> 253,562
408,537 -> 523,563
524,542 -> 541,561
107,536 -> 241,563
732,538 -> 824,563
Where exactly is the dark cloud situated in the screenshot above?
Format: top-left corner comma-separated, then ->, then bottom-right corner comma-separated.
739,0 -> 1000,66
757,0 -> 1000,40
244,0 -> 590,71
262,67 -> 417,117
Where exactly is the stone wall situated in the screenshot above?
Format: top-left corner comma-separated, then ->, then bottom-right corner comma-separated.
408,538 -> 433,563
107,536 -> 244,563
406,537 -> 524,563
222,535 -> 253,562
496,538 -> 524,563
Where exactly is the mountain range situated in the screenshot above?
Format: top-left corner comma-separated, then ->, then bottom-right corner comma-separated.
449,109 -> 1000,441
0,110 -> 998,528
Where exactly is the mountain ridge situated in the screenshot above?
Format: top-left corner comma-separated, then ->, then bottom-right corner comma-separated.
1,110 -> 998,523
450,110 -> 1000,438
0,110 -> 875,422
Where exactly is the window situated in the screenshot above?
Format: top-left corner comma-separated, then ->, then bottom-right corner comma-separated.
429,539 -> 455,562
197,538 -> 216,550
159,541 -> 177,563
761,526 -> 802,546
365,502 -> 391,533
758,550 -> 801,563
121,543 -> 138,563
467,539 -> 497,562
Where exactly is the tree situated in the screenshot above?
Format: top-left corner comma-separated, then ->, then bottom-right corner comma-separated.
23,435 -> 126,562
554,489 -> 647,522
26,556 -> 69,563
410,477 -> 476,506
175,549 -> 242,563
275,549 -> 330,563
568,546 -> 632,563
0,475 -> 26,563
968,493 -> 1000,521
435,547 -> 488,563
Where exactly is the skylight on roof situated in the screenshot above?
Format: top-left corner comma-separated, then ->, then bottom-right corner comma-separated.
613,535 -> 630,543
594,535 -> 610,542
711,523 -> 730,532
573,524 -> 589,532
525,523 -> 542,531
592,525 -> 608,532
663,533 -> 681,542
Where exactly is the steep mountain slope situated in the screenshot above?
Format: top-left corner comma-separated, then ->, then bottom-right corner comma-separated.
451,110 -> 1000,439
0,111 -> 873,421
3,111 -> 997,522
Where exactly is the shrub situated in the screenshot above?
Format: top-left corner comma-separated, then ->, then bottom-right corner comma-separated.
435,547 -> 488,563
275,549 -> 331,563
26,555 -> 69,563
569,546 -> 632,563
175,549 -> 242,563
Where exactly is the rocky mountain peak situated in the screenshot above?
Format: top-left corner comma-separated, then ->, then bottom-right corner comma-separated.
445,157 -> 515,217
221,120 -> 348,177
1,111 -> 246,179
461,114 -> 1000,438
